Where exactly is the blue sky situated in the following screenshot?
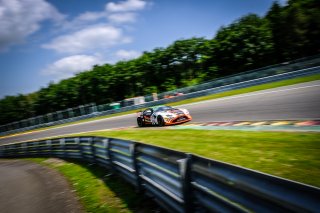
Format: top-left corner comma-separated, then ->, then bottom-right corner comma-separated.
0,0 -> 280,98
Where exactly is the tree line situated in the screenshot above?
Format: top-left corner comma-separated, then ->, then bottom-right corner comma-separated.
1,0 -> 319,125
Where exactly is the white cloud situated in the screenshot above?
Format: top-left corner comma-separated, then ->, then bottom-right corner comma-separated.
42,0 -> 149,55
42,55 -> 103,79
62,12 -> 106,31
64,0 -> 147,28
108,12 -> 137,23
42,25 -> 131,54
0,0 -> 64,51
77,11 -> 105,22
106,0 -> 147,12
64,11 -> 137,30
116,49 -> 141,60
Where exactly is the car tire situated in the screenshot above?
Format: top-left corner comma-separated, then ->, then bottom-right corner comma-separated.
137,117 -> 144,127
157,115 -> 165,127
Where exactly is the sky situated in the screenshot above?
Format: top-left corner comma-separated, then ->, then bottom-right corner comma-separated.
0,0 -> 281,98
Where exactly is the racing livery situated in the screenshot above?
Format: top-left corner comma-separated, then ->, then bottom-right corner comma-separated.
137,105 -> 192,127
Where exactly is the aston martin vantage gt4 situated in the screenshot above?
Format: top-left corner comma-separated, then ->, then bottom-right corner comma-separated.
137,105 -> 192,127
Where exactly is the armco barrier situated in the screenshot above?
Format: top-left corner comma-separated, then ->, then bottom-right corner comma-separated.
0,136 -> 319,212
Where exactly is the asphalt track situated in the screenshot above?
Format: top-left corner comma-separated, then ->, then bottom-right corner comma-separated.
1,80 -> 319,145
0,160 -> 83,213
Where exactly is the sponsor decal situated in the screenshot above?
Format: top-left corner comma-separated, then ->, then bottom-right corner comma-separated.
177,117 -> 186,122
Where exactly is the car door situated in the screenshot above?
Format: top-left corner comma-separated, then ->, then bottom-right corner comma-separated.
143,108 -> 153,124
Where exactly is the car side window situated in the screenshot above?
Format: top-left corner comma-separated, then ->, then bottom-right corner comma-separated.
143,109 -> 153,116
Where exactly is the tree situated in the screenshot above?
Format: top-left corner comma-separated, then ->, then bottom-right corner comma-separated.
165,38 -> 209,86
214,14 -> 274,75
266,0 -> 320,61
266,1 -> 287,62
0,95 -> 34,124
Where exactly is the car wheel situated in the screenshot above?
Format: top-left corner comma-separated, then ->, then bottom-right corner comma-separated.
137,118 -> 144,127
157,115 -> 165,127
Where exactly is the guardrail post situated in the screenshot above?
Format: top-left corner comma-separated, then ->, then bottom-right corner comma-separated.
34,116 -> 39,126
34,141 -> 39,156
60,138 -> 66,158
130,142 -> 142,192
46,139 -> 52,156
2,145 -> 8,157
90,104 -> 97,114
75,137 -> 83,159
79,105 -> 85,116
21,143 -> 26,157
68,108 -> 74,118
47,113 -> 53,122
29,117 -> 35,127
178,153 -> 193,213
38,115 -> 44,125
90,137 -> 95,164
105,138 -> 115,173
101,138 -> 109,160
57,111 -> 63,121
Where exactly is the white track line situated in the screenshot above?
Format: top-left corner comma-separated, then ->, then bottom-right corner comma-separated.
178,84 -> 320,108
0,113 -> 135,140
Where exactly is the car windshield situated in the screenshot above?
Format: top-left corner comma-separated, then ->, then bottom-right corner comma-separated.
154,106 -> 173,112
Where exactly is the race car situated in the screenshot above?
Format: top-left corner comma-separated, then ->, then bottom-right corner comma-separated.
137,105 -> 192,127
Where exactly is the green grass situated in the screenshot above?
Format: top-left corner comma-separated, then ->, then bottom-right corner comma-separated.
2,73 -> 320,138
29,158 -> 159,213
72,129 -> 320,187
24,128 -> 320,210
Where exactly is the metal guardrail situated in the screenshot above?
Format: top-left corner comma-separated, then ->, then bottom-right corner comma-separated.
146,54 -> 320,101
1,136 -> 319,212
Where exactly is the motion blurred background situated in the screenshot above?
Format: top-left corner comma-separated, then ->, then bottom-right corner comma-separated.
0,0 -> 319,127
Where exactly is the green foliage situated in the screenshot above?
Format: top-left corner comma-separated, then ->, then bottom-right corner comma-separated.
266,0 -> 320,61
1,0 -> 319,125
0,94 -> 35,124
214,14 -> 274,75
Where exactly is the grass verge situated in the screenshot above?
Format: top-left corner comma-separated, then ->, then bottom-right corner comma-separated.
29,158 -> 160,213
1,73 -> 320,139
71,129 -> 320,187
